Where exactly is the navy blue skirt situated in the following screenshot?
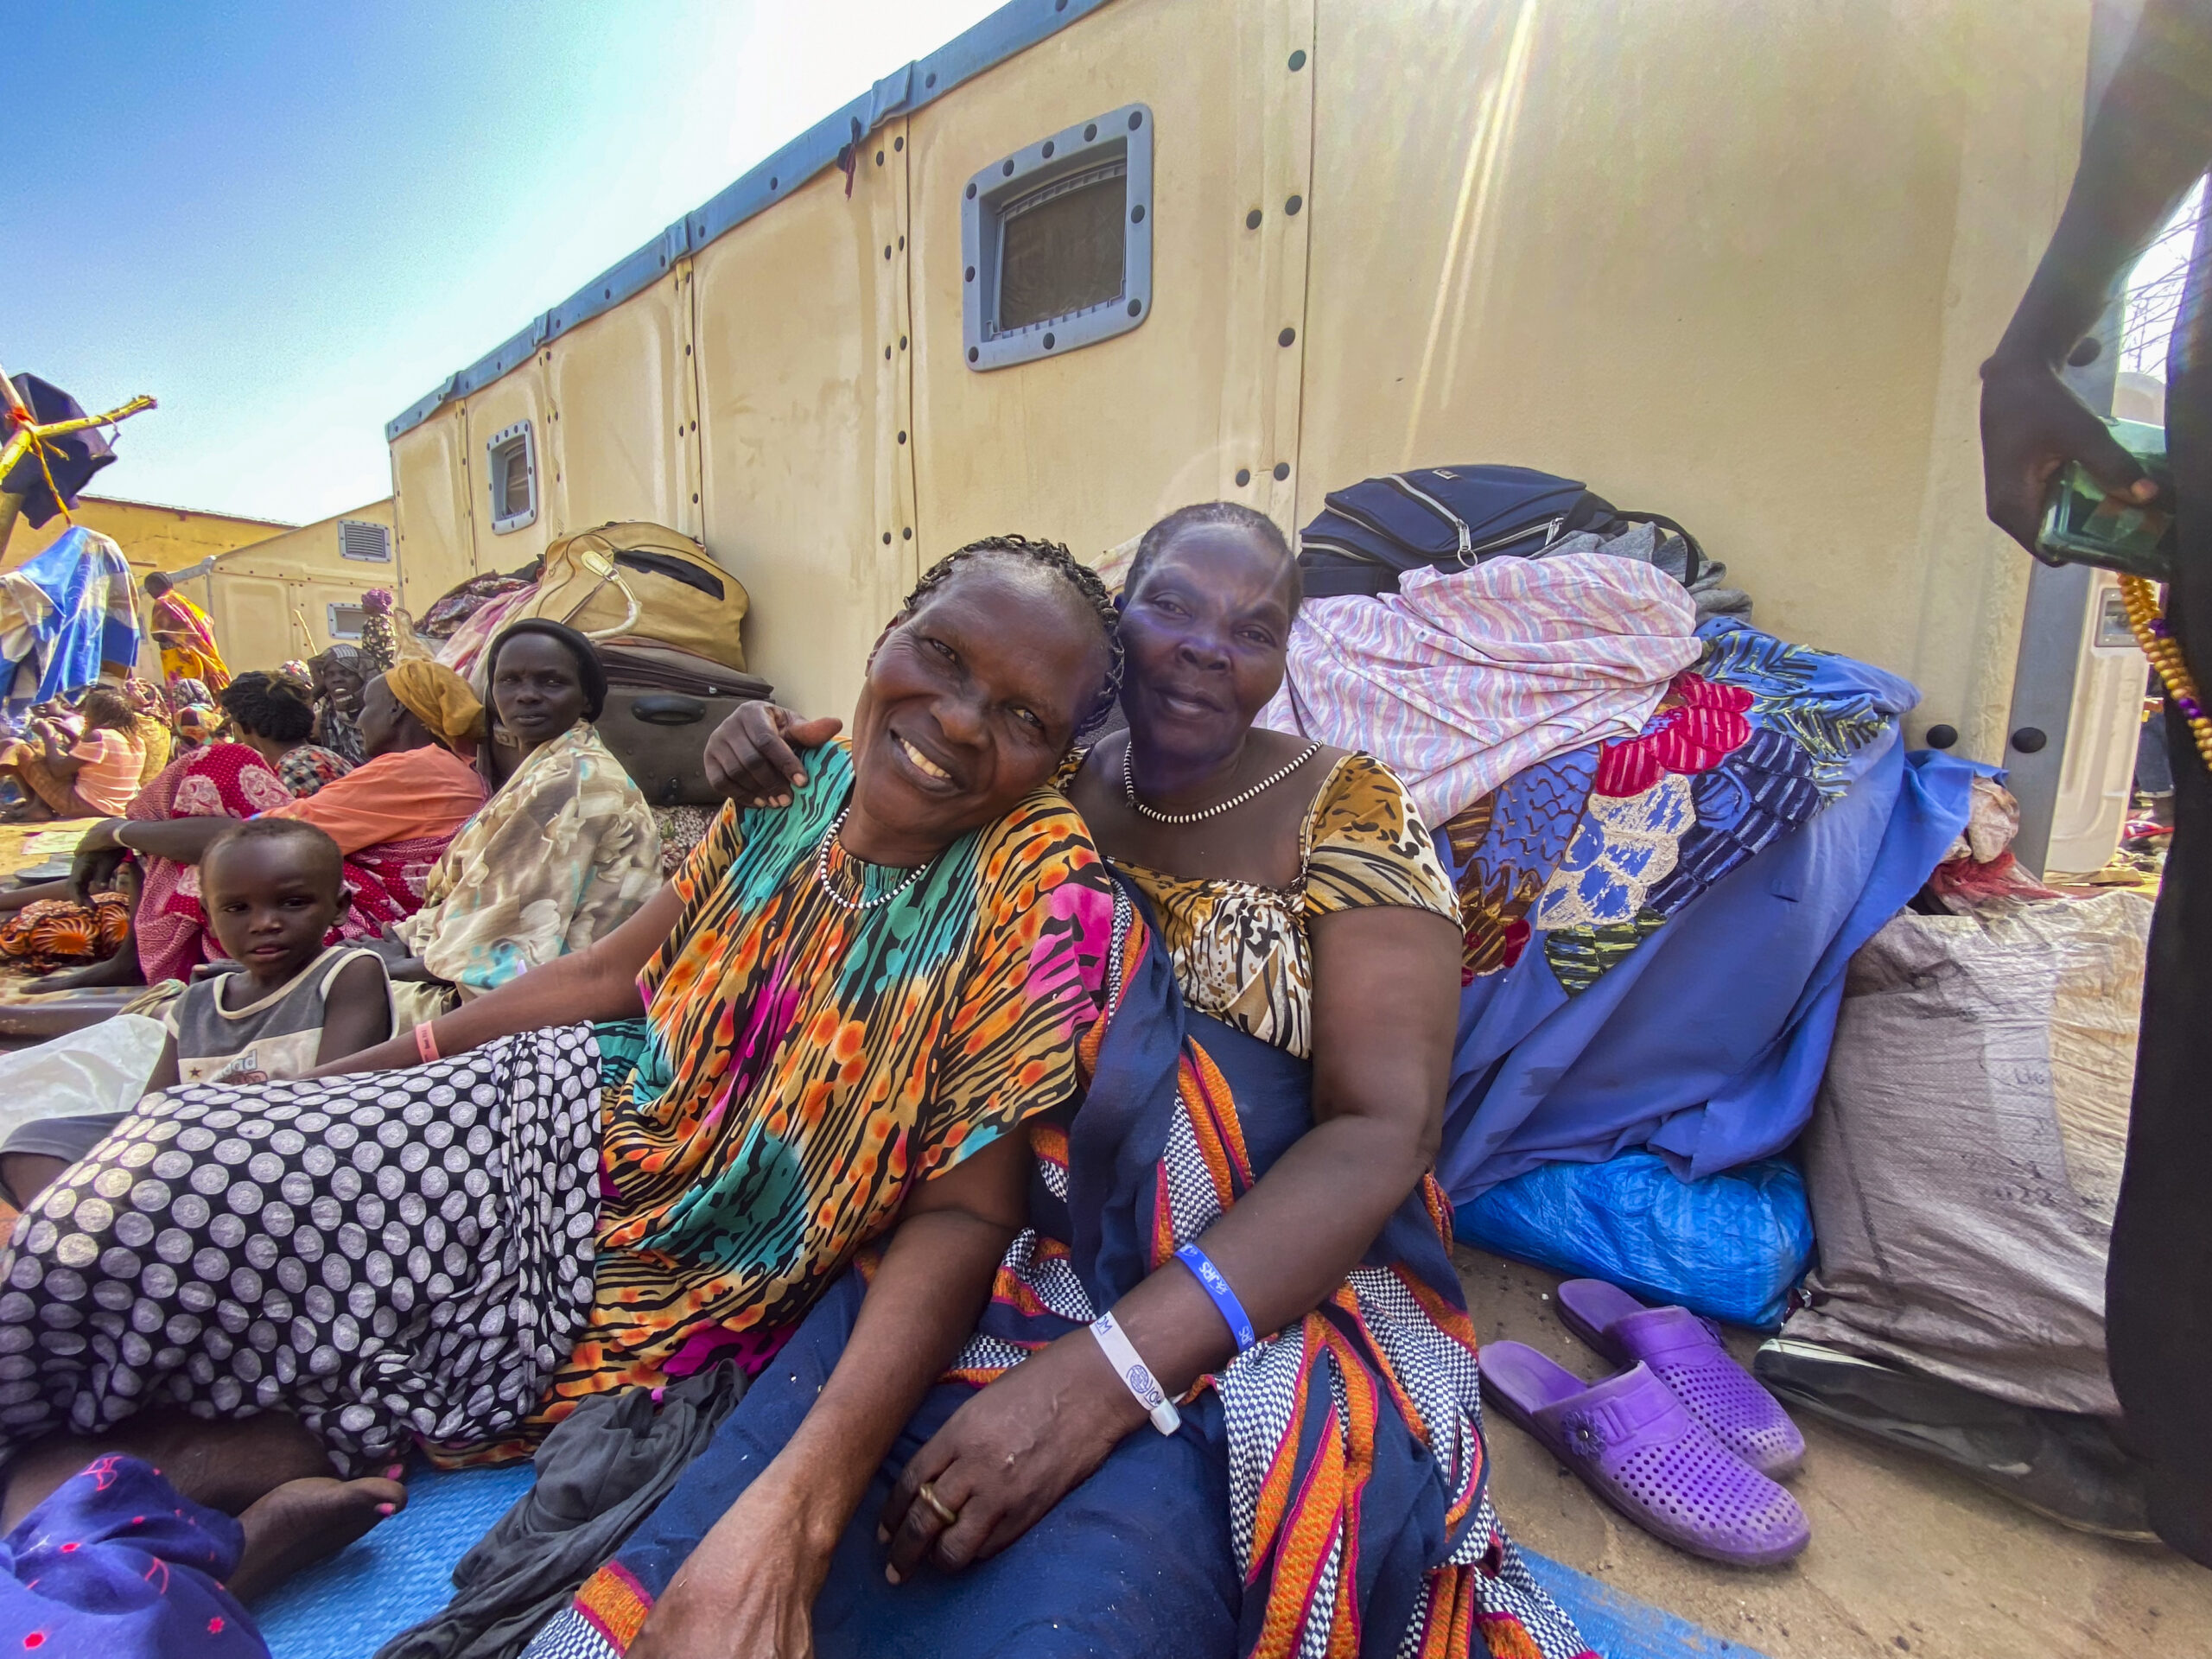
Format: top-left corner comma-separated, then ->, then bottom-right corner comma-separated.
588,1272 -> 1241,1659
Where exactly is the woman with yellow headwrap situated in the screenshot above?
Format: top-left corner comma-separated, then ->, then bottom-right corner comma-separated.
67,663 -> 492,978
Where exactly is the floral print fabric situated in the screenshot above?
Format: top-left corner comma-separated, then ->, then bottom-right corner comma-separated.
1099,752 -> 1457,1058
395,722 -> 661,996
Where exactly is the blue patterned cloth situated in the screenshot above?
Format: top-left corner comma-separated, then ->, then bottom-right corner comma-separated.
0,527 -> 143,710
0,1456 -> 265,1658
1437,620 -> 1986,1197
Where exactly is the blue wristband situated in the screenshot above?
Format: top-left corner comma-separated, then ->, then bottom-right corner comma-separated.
1175,1243 -> 1258,1351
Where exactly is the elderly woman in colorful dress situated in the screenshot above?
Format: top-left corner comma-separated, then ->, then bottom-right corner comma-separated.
0,537 -> 1127,1615
587,504 -> 1586,1659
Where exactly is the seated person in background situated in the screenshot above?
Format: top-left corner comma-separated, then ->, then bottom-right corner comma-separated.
122,677 -> 173,784
0,687 -> 143,822
170,681 -> 224,752
0,818 -> 391,1208
0,676 -> 340,978
219,671 -> 356,798
385,620 -> 660,1027
63,660 -> 488,985
307,644 -> 370,766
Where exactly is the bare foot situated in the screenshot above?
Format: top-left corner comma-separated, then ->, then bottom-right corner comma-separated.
229,1474 -> 408,1601
2,1411 -> 333,1529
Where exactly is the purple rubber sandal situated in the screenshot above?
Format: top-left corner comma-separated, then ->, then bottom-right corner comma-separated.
1481,1341 -> 1810,1567
1555,1279 -> 1806,1480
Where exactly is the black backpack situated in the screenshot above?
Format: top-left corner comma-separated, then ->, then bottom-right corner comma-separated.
1296,465 -> 1705,598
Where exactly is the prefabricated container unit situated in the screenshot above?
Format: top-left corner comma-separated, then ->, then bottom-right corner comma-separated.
387,0 -> 2128,842
193,499 -> 399,672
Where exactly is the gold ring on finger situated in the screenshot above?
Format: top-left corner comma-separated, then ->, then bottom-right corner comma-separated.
916,1481 -> 960,1527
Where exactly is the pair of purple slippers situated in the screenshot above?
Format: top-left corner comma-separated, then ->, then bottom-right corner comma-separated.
1482,1280 -> 1811,1567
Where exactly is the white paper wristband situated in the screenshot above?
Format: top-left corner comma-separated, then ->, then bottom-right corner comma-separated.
1090,1311 -> 1181,1436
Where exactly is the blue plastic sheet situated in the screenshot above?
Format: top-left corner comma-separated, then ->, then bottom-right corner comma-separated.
0,526 -> 142,709
1454,1150 -> 1815,1330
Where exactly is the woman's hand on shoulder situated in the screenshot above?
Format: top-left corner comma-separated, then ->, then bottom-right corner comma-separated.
878,1328 -> 1147,1581
703,702 -> 841,808
631,1461 -> 833,1659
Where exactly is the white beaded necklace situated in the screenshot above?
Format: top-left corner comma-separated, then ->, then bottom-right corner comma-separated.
1122,738 -> 1320,825
812,807 -> 933,912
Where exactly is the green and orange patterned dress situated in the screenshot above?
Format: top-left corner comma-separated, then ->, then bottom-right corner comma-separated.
537,739 -> 1118,1418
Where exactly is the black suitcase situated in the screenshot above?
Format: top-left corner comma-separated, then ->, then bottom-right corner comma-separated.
594,646 -> 772,807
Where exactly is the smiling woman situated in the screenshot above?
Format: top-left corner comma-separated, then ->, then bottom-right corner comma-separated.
661,505 -> 1583,1659
0,537 -> 1126,1621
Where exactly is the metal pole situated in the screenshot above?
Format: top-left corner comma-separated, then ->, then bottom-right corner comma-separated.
2000,0 -> 2144,874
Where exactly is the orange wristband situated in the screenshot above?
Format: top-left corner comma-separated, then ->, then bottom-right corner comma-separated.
415,1022 -> 439,1064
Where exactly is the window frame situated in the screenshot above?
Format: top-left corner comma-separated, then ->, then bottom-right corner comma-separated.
485,420 -> 538,535
962,103 -> 1154,372
337,518 -> 393,563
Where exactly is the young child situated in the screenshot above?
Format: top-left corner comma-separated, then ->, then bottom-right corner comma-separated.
0,686 -> 143,822
0,818 -> 392,1207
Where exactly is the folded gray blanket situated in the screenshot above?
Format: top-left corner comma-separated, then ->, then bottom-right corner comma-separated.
375,1363 -> 747,1659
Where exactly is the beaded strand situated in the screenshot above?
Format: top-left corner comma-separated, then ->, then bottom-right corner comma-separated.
2120,575 -> 2212,772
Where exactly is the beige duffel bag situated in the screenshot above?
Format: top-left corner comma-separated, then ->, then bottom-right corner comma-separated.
512,522 -> 751,675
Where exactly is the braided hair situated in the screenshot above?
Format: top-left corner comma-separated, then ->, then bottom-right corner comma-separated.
217,670 -> 318,742
1125,501 -> 1300,616
899,534 -> 1125,737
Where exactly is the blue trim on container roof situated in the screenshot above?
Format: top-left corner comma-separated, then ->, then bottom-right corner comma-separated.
386,0 -> 1116,442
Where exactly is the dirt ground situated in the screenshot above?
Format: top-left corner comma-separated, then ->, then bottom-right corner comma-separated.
1461,1248 -> 2212,1659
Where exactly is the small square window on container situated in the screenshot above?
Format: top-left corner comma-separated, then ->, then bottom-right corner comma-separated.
963,104 -> 1153,371
326,602 -> 367,640
486,421 -> 537,534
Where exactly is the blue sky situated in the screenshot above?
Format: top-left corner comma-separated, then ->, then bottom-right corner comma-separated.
7,0 -> 1001,525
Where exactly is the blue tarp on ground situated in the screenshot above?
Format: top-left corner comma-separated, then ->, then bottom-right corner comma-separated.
1456,1152 -> 1815,1330
257,1465 -> 1764,1659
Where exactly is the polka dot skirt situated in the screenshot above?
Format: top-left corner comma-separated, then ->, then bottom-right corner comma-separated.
0,1024 -> 603,1474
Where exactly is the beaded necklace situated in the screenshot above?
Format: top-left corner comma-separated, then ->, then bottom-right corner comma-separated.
2121,575 -> 2212,771
812,808 -> 933,912
1122,739 -> 1321,825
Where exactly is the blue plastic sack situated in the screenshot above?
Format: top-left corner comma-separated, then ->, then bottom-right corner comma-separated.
1453,1151 -> 1814,1330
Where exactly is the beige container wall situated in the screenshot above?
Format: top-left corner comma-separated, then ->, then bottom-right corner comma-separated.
203,498 -> 400,668
548,273 -> 704,542
385,0 -> 2098,749
5,498 -> 289,575
907,0 -> 1318,568
391,407 -> 478,615
690,123 -> 916,720
1298,0 -> 2091,761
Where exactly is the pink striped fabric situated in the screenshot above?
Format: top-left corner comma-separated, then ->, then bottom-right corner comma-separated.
1257,553 -> 1702,826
